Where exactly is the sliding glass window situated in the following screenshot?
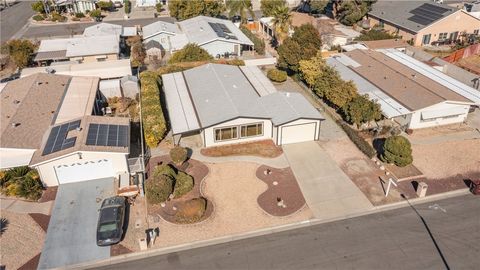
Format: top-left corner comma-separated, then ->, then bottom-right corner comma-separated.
240,123 -> 263,138
214,127 -> 238,141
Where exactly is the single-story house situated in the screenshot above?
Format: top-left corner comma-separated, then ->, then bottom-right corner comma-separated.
34,35 -> 120,64
341,39 -> 408,52
162,64 -> 324,147
142,16 -> 254,57
463,1 -> 480,19
83,23 -> 138,38
0,74 -> 131,186
327,49 -> 480,130
136,0 -> 160,7
54,0 -> 97,14
367,1 -> 480,46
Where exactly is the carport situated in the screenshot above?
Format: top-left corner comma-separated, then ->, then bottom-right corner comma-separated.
38,178 -> 115,269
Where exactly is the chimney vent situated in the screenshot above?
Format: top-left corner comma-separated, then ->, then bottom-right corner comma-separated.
11,122 -> 20,127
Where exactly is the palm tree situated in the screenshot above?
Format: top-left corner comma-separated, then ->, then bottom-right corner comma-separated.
271,5 -> 291,42
226,0 -> 254,24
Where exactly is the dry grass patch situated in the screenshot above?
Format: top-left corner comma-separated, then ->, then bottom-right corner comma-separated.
201,140 -> 283,158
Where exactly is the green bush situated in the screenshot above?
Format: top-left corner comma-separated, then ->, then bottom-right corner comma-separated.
140,71 -> 167,148
168,43 -> 213,64
267,69 -> 287,82
240,26 -> 265,55
33,14 -> 45,21
89,9 -> 102,18
381,136 -> 413,167
174,197 -> 207,223
97,1 -> 113,10
156,2 -> 162,12
338,121 -> 376,158
173,171 -> 194,198
75,12 -> 85,18
145,174 -> 174,204
152,164 -> 177,180
50,12 -> 67,22
0,167 -> 43,201
124,0 -> 131,14
169,146 -> 188,165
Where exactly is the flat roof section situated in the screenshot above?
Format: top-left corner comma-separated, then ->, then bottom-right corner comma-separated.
239,66 -> 277,97
162,72 -> 200,134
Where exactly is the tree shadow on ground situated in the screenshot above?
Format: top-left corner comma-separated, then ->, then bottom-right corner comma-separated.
0,217 -> 8,235
372,138 -> 386,159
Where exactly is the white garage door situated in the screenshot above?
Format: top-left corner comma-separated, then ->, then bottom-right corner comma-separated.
280,123 -> 316,145
55,159 -> 115,184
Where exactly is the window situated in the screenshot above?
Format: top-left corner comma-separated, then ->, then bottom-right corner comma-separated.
240,123 -> 263,138
379,20 -> 384,28
422,34 -> 431,45
449,31 -> 459,41
214,127 -> 238,141
438,32 -> 448,40
474,29 -> 479,36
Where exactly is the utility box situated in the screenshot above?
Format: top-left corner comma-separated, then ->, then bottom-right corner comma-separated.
417,182 -> 428,198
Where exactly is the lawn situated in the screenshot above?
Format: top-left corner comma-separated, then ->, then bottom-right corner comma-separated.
200,140 -> 283,158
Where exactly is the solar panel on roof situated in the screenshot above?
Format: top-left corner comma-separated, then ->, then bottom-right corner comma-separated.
42,120 -> 81,156
208,22 -> 237,40
86,123 -> 129,147
408,3 -> 451,25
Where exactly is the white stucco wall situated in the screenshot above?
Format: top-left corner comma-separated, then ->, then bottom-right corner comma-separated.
408,102 -> 471,129
203,117 -> 273,147
34,151 -> 129,187
144,33 -> 174,52
276,119 -> 321,145
201,41 -> 241,57
0,148 -> 36,169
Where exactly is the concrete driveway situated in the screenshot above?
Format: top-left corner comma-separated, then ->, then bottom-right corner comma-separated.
38,178 -> 115,270
283,142 -> 373,220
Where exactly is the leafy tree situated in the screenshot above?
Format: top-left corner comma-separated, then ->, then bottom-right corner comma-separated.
226,0 -> 254,23
355,29 -> 399,41
299,52 -> 323,88
309,0 -> 328,14
97,1 -> 113,10
277,24 -> 321,72
325,80 -> 357,109
168,43 -> 213,64
169,146 -> 188,165
173,171 -> 194,198
1,39 -> 36,69
156,2 -> 162,12
124,0 -> 131,14
271,4 -> 291,42
240,26 -> 265,55
89,9 -> 102,18
260,0 -> 285,17
168,0 -> 225,21
343,94 -> 382,127
381,136 -> 413,167
31,1 -> 46,14
146,174 -> 174,204
336,0 -> 375,26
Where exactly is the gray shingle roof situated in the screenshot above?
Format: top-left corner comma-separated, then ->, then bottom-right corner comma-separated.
142,21 -> 180,39
144,40 -> 161,50
260,92 -> 323,125
368,1 -> 458,33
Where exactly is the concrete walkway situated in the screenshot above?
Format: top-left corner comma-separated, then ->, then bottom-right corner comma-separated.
0,196 -> 53,215
283,141 -> 373,220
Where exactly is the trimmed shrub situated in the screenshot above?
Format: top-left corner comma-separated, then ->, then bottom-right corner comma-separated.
16,170 -> 43,201
33,14 -> 45,21
338,121 -> 376,158
156,2 -> 162,12
145,174 -> 174,204
139,71 -> 167,148
97,1 -> 113,11
152,164 -> 177,180
173,171 -> 194,198
169,146 -> 188,165
174,197 -> 207,223
50,12 -> 67,22
215,59 -> 245,66
75,12 -> 85,18
124,0 -> 131,14
240,26 -> 265,55
168,43 -> 213,64
89,9 -> 102,18
381,136 -> 413,167
267,69 -> 287,83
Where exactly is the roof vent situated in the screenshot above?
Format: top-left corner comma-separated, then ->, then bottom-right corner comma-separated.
384,76 -> 387,80
232,84 -> 237,88
412,74 -> 417,79
36,81 -> 42,86
286,92 -> 290,97
76,127 -> 82,132
200,27 -> 204,31
11,122 -> 20,127
13,100 -> 20,104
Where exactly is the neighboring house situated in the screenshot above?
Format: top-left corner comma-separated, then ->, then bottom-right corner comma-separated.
342,39 -> 409,52
142,16 -> 254,57
136,0 -> 159,7
464,1 -> 480,19
367,1 -> 480,46
34,35 -> 120,64
83,23 -> 138,38
327,49 -> 480,130
0,74 -> 131,186
21,59 -> 132,79
54,0 -> 97,14
145,40 -> 163,60
120,75 -> 139,99
162,64 -> 324,147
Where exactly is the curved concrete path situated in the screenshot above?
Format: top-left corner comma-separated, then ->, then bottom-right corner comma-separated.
0,196 -> 53,215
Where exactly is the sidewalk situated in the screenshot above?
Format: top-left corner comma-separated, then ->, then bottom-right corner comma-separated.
283,141 -> 373,220
0,196 -> 53,215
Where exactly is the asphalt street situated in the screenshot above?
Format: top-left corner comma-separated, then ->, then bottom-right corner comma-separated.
0,1 -> 35,42
93,194 -> 479,270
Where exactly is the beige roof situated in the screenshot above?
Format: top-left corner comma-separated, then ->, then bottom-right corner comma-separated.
1,74 -> 71,149
30,115 -> 130,165
344,49 -> 472,110
360,39 -> 408,50
54,77 -> 99,125
291,12 -> 316,28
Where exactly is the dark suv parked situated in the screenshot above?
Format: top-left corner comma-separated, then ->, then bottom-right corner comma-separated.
96,196 -> 126,246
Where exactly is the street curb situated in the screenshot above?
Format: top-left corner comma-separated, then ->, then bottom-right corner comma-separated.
62,188 -> 471,270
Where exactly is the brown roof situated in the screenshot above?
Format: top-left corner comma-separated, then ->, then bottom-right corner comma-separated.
1,74 -> 71,149
34,50 -> 68,61
290,12 -> 316,28
30,115 -> 130,165
345,49 -> 472,111
360,39 -> 408,50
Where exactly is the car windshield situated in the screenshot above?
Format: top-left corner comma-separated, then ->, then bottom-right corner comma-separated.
98,222 -> 117,233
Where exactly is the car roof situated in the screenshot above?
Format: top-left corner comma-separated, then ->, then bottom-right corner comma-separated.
99,206 -> 120,223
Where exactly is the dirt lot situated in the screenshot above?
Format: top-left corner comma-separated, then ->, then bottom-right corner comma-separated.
201,140 -> 283,158
120,162 -> 312,251
0,210 -> 45,270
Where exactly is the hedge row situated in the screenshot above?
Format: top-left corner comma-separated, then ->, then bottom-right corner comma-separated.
338,121 -> 376,158
140,71 -> 167,148
240,26 -> 265,55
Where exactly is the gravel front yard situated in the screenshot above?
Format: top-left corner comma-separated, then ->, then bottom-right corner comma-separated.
121,162 -> 312,251
0,210 -> 45,270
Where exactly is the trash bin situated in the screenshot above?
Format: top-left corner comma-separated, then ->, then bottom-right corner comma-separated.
417,182 -> 428,198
